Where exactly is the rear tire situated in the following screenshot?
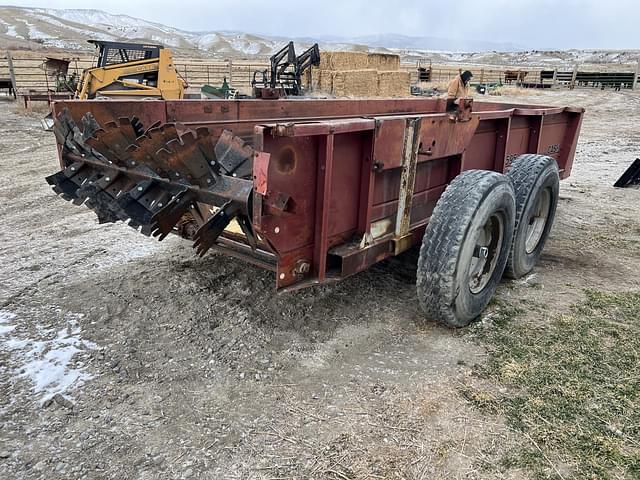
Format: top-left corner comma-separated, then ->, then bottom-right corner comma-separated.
505,154 -> 560,279
416,170 -> 516,327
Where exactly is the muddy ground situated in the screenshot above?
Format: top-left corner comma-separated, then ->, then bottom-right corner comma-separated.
0,88 -> 639,480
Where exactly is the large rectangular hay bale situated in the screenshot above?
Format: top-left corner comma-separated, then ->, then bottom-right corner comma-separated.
306,66 -> 321,89
377,71 -> 412,97
317,69 -> 334,92
319,51 -> 369,71
367,53 -> 401,71
331,70 -> 379,97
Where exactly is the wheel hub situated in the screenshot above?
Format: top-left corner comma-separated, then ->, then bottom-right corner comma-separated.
468,214 -> 504,294
525,188 -> 551,254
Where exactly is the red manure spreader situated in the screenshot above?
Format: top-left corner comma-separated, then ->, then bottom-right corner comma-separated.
47,97 -> 583,326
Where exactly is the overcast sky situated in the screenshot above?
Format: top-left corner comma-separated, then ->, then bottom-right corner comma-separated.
4,0 -> 639,49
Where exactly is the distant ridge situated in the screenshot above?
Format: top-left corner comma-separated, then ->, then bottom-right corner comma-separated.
0,6 -> 638,66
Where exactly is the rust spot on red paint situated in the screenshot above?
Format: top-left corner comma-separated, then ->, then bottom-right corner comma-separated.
276,147 -> 297,174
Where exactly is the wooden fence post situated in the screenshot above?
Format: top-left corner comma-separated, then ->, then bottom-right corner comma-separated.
570,64 -> 578,90
552,68 -> 557,87
7,51 -> 17,98
633,61 -> 639,90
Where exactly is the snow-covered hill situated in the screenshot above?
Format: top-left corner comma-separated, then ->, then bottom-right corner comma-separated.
0,6 -> 638,66
0,6 -> 357,57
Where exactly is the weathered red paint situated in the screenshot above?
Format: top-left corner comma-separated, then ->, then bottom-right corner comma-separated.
52,98 -> 585,291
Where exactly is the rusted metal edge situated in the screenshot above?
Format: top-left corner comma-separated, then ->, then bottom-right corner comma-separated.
393,117 -> 422,255
212,236 -> 277,271
63,152 -> 253,208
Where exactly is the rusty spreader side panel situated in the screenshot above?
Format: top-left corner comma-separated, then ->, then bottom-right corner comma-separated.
249,105 -> 584,291
50,98 -> 584,292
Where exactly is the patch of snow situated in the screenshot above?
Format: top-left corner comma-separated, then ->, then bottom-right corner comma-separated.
230,37 -> 262,56
0,311 -> 17,335
29,12 -> 114,41
195,32 -> 222,50
149,34 -> 180,48
24,21 -> 48,40
0,309 -> 96,403
0,18 -> 20,38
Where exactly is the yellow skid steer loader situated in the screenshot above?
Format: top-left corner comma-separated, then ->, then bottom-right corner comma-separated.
43,40 -> 186,129
76,40 -> 186,99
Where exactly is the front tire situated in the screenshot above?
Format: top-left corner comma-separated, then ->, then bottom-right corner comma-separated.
505,154 -> 560,279
416,170 -> 516,327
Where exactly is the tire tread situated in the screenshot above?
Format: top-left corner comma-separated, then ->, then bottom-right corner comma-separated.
417,170 -> 514,327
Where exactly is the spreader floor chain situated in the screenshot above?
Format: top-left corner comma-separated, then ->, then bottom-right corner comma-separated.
46,109 -> 256,254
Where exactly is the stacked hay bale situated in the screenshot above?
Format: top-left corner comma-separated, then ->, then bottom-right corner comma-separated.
310,51 -> 411,98
378,71 -> 412,97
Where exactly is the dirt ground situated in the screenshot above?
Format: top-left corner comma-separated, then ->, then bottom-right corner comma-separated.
0,88 -> 638,480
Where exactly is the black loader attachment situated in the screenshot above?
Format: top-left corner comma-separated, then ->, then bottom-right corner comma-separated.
46,109 -> 257,256
252,42 -> 320,98
613,158 -> 640,188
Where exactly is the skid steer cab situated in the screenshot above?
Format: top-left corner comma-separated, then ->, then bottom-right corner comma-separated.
76,40 -> 187,100
42,40 -> 187,131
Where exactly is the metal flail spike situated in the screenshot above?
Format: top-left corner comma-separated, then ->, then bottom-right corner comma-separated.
154,147 -> 185,182
195,127 -> 216,161
81,112 -> 101,141
49,115 -> 256,252
236,214 -> 258,250
142,123 -> 180,149
115,117 -> 140,144
125,143 -> 164,176
53,109 -> 92,157
160,131 -> 218,189
51,110 -> 73,150
129,124 -> 180,176
131,116 -> 145,138
85,120 -> 137,167
82,186 -> 123,224
78,172 -> 130,224
214,130 -> 254,178
115,180 -> 160,231
150,190 -> 197,241
140,120 -> 162,138
192,202 -> 240,256
47,161 -> 127,226
45,161 -> 87,202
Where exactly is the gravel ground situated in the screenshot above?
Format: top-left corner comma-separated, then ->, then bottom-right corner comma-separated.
0,88 -> 638,480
